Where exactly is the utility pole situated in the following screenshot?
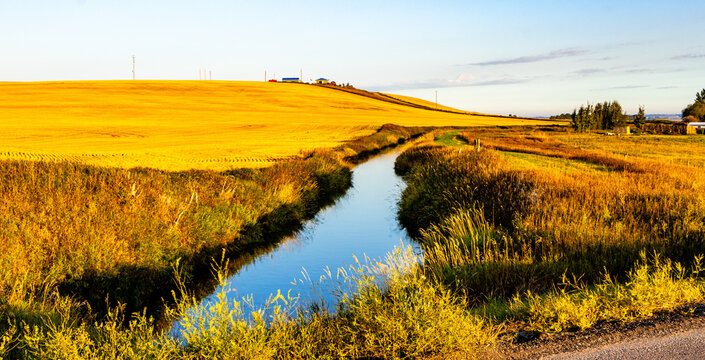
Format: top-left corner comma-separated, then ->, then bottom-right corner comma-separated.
300,68 -> 302,82
265,70 -> 267,82
198,68 -> 201,80
435,90 -> 438,109
132,55 -> 135,80
209,71 -> 212,81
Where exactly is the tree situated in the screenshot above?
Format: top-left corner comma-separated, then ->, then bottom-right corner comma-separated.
594,102 -> 604,129
683,102 -> 705,122
570,100 -> 627,131
571,109 -> 579,131
682,88 -> 705,122
571,107 -> 590,132
611,101 -> 627,128
549,113 -> 572,120
571,103 -> 596,132
634,105 -> 646,128
696,89 -> 705,103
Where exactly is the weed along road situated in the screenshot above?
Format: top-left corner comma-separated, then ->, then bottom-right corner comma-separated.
547,327 -> 705,359
171,150 -> 416,335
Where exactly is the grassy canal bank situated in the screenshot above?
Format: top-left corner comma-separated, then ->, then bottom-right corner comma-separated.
0,124 -> 427,359
6,125 -> 705,359
393,127 -> 705,354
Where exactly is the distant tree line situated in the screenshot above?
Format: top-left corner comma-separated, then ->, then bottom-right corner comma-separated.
549,113 -> 572,120
570,101 -> 633,132
563,88 -> 705,132
682,89 -> 705,122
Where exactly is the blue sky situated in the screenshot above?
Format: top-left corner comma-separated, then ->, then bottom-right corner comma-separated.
1,0 -> 703,116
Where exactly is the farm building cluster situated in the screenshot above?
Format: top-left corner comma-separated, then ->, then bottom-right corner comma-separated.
266,76 -> 335,85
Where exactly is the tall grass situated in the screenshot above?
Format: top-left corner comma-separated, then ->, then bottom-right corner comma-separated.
5,245 -> 498,359
7,244 -> 701,359
509,253 -> 705,332
392,128 -> 705,347
0,124 -> 435,358
395,145 -> 536,236
7,123 -> 705,357
397,128 -> 705,301
8,242 -> 703,359
0,154 -> 348,319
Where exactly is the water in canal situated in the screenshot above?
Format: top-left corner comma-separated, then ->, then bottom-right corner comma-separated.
172,150 -> 415,334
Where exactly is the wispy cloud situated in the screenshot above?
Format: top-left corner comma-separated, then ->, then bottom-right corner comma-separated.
607,85 -> 648,90
671,53 -> 705,60
469,78 -> 530,86
624,68 -> 653,73
467,48 -> 587,66
607,41 -> 644,48
590,85 -> 649,91
574,68 -> 605,76
564,64 -> 686,81
657,86 -> 678,90
370,75 -> 534,91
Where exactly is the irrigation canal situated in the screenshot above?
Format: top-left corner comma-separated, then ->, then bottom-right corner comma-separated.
171,150 -> 417,335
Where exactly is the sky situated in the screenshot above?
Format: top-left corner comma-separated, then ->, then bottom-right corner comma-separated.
1,0 -> 703,116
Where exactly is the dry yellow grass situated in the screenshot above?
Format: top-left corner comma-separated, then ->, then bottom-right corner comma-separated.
0,80 -> 558,170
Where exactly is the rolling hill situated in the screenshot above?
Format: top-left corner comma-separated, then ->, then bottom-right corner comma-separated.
0,80 -> 558,170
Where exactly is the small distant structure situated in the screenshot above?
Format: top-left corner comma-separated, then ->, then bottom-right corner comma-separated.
281,77 -> 301,83
687,122 -> 705,134
315,78 -> 330,85
268,79 -> 278,82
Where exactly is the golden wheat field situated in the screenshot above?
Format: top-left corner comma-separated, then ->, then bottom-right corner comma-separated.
0,80 -> 560,171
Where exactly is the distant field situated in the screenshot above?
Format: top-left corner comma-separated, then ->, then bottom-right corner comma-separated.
0,81 -> 560,170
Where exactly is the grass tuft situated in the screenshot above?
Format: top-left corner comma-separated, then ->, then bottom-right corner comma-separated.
509,253 -> 705,332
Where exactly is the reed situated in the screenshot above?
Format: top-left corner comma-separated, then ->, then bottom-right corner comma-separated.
7,245 -> 499,359
398,127 -> 705,300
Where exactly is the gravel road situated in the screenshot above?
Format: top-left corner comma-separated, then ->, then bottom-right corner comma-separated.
502,302 -> 705,359
546,327 -> 705,359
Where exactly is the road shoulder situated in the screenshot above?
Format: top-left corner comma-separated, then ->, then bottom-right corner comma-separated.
500,302 -> 705,359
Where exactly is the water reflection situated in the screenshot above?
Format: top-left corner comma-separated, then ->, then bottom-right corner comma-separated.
172,151 -> 416,335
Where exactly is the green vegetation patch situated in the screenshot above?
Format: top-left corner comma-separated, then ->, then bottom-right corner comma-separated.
498,150 -> 613,174
434,130 -> 469,147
